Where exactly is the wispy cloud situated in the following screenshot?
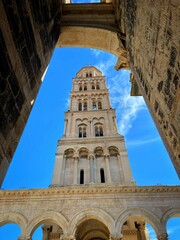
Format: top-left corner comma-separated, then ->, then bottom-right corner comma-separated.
91,50 -> 146,136
107,71 -> 146,135
127,136 -> 160,147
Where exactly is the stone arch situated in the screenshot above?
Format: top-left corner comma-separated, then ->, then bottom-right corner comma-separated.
161,208 -> 180,225
56,27 -> 128,71
64,148 -> 76,157
78,147 -> 89,156
69,208 -> 115,235
27,211 -> 69,236
115,208 -> 164,235
0,212 -> 27,237
108,146 -> 120,155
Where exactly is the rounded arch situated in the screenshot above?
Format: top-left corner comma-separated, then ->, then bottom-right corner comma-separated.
78,147 -> 89,157
27,211 -> 69,236
64,148 -> 76,157
115,208 -> 164,235
69,208 -> 115,235
108,146 -> 120,155
0,212 -> 27,236
56,26 -> 128,71
94,146 -> 104,156
161,208 -> 180,225
57,27 -> 120,56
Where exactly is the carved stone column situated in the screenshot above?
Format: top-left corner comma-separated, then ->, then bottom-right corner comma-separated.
109,233 -> 123,240
136,222 -> 146,240
104,153 -> 111,183
157,233 -> 168,240
73,155 -> 79,184
42,225 -> 51,240
89,154 -> 94,183
117,154 -> 125,183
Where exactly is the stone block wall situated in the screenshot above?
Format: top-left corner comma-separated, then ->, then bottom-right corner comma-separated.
0,0 -> 61,185
114,0 -> 180,175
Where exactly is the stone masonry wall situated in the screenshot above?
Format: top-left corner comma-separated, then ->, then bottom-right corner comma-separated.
114,0 -> 180,175
0,0 -> 61,185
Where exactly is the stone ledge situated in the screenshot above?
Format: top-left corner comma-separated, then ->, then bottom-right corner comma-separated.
0,185 -> 180,198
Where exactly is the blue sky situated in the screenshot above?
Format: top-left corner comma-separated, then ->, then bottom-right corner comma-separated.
0,47 -> 180,239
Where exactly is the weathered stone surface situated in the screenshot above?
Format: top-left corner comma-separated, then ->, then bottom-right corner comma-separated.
0,0 -> 61,185
114,0 -> 180,175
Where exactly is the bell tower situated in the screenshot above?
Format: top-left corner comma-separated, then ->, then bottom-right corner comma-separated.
51,66 -> 135,187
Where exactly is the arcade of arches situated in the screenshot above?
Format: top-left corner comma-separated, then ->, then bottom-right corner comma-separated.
0,0 -> 179,185
0,1 -> 180,240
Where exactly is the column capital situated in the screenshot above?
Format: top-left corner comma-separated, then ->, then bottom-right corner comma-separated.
104,153 -> 110,159
157,233 -> 168,240
109,233 -> 123,240
88,154 -> 94,160
73,155 -> 79,161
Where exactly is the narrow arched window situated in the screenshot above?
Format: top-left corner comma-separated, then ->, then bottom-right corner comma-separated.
95,126 -> 103,137
79,85 -> 82,91
98,101 -> 102,109
83,102 -> 87,110
95,126 -> 99,137
83,127 -> 86,137
92,101 -> 96,110
80,169 -> 84,184
79,102 -> 82,111
96,83 -> 100,89
86,73 -> 88,77
99,126 -> 103,136
79,126 -> 86,138
84,85 -> 87,90
79,127 -> 82,138
90,73 -> 92,77
100,168 -> 105,183
92,85 -> 95,90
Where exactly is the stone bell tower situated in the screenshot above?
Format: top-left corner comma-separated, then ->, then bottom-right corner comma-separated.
51,66 -> 135,187
42,66 -> 149,240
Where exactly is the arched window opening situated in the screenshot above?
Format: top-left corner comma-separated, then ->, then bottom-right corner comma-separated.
92,85 -> 95,90
78,102 -> 82,111
79,85 -> 82,91
80,169 -> 84,184
86,73 -> 88,77
83,127 -> 86,137
84,85 -> 87,90
95,126 -> 99,136
96,83 -> 100,89
90,72 -> 92,77
95,126 -> 103,137
99,126 -> 103,136
98,101 -> 102,109
100,168 -> 105,183
83,102 -> 87,110
79,126 -> 86,138
92,101 -> 97,110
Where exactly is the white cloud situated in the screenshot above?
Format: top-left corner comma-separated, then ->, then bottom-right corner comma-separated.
107,70 -> 146,135
91,49 -> 146,136
95,55 -> 117,76
127,136 -> 160,147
